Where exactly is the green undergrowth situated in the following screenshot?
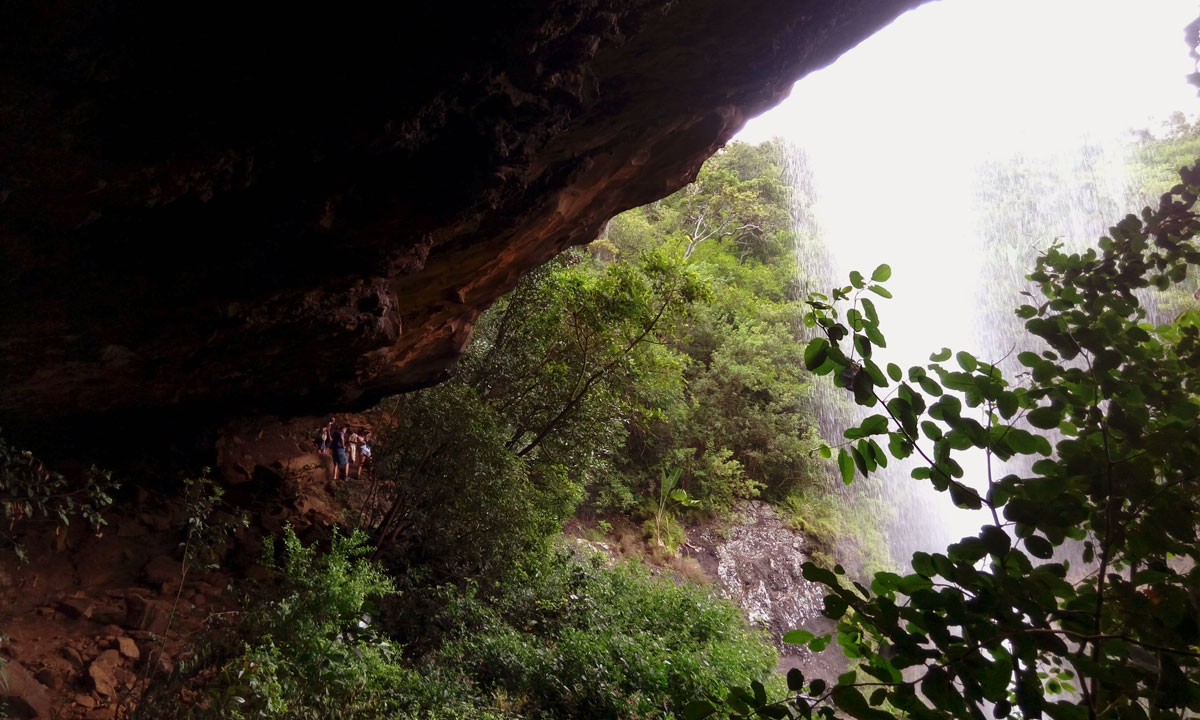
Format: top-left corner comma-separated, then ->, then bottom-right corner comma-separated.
139,529 -> 775,720
428,545 -> 776,718
778,486 -> 895,580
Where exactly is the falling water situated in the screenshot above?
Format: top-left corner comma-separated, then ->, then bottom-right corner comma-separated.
742,0 -> 1200,566
787,131 -> 1137,565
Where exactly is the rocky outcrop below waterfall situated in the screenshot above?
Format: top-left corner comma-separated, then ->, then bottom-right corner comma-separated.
685,501 -> 845,676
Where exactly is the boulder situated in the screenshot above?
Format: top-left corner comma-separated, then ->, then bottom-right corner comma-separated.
57,596 -> 95,619
116,519 -> 148,538
86,649 -> 121,698
0,639 -> 23,661
148,651 -> 173,676
32,659 -> 70,692
124,594 -> 172,635
59,646 -> 85,671
91,601 -> 128,627
142,555 -> 183,592
116,637 -> 140,662
0,660 -> 52,719
139,513 -> 174,533
293,490 -> 339,526
282,454 -> 326,482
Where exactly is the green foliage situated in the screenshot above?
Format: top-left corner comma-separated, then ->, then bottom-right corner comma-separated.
684,447 -> 760,519
371,141 -> 824,550
431,546 -> 777,719
779,487 -> 894,580
336,144 -> 860,718
673,142 -> 792,264
683,315 -> 818,499
647,467 -> 699,553
592,141 -> 823,513
711,162 -> 1200,719
180,471 -> 249,573
1129,113 -> 1200,200
0,428 -> 117,561
373,383 -> 579,581
149,532 -> 775,720
1128,117 -> 1200,318
370,247 -> 704,579
186,527 -> 426,719
463,246 -> 703,467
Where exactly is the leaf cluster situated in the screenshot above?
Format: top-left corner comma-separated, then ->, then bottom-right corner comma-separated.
0,428 -> 117,561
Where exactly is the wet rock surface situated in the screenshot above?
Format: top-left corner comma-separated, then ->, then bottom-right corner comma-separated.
0,1 -> 923,441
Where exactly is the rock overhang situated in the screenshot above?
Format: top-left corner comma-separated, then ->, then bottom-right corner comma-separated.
0,0 -> 926,429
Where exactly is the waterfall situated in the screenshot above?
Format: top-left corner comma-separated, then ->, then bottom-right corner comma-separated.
749,0 -> 1200,566
786,132 -> 1138,566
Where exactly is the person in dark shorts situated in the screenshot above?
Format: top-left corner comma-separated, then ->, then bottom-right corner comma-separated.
331,423 -> 350,480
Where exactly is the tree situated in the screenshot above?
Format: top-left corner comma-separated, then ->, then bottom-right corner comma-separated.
465,247 -> 703,463
699,163 -> 1200,719
595,141 -> 824,513
369,247 -> 702,576
661,142 -> 792,263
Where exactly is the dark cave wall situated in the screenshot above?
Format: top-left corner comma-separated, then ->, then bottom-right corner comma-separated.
0,0 -> 924,425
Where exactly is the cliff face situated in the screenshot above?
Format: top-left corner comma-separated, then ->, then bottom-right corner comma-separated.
0,0 -> 923,426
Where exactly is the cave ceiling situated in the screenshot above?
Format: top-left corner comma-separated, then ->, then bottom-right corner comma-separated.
0,0 -> 925,427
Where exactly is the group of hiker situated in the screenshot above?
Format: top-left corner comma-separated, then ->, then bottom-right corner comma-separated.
315,419 -> 372,481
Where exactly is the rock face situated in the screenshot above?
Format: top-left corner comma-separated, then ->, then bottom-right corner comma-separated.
0,1 -> 923,428
687,501 -> 839,674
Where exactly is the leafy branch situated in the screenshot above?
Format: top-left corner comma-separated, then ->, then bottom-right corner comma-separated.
0,429 -> 118,561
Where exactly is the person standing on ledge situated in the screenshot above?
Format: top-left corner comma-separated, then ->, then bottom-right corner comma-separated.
356,431 -> 372,479
331,422 -> 349,481
315,423 -> 330,455
347,427 -> 361,468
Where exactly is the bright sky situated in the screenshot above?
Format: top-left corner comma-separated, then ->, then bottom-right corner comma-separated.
737,0 -> 1200,151
733,0 -> 1200,357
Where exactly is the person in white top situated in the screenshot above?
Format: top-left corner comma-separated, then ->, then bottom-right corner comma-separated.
356,431 -> 373,479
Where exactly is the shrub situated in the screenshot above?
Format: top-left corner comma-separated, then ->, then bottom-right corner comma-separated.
0,428 -> 117,560
371,383 -> 581,582
430,546 -> 776,719
182,527 -> 423,719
